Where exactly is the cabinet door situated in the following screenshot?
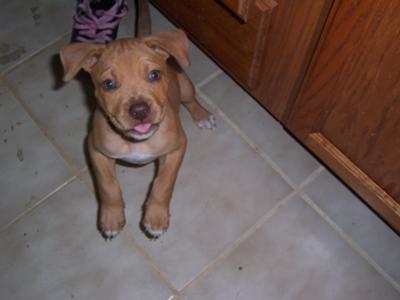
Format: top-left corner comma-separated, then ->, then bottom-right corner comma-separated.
287,0 -> 400,231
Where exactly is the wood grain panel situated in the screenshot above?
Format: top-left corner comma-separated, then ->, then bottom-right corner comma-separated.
320,1 -> 400,200
151,0 -> 275,89
254,0 -> 334,119
287,0 -> 400,230
289,0 -> 400,200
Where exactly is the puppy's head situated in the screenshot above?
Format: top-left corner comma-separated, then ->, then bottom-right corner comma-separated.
60,30 -> 190,141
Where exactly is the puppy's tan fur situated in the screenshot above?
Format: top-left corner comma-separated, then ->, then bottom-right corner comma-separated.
60,30 -> 215,239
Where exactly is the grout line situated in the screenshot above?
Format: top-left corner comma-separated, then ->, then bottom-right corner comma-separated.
296,165 -> 324,190
0,175 -> 79,234
77,168 -> 94,193
297,165 -> 324,189
122,230 -> 180,296
77,165 -> 88,174
1,76 -> 82,174
0,32 -> 69,76
300,192 -> 400,293
195,69 -> 224,89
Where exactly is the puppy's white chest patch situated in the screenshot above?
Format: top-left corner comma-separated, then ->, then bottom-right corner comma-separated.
118,152 -> 156,165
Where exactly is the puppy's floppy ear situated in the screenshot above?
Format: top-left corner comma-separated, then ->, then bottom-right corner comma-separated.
59,43 -> 105,81
142,29 -> 190,66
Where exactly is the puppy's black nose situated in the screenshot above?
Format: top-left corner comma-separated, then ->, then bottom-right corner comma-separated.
129,102 -> 150,121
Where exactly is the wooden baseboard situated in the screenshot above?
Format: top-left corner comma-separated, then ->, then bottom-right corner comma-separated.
307,133 -> 400,232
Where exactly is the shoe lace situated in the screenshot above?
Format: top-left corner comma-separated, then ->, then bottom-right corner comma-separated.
73,0 -> 127,43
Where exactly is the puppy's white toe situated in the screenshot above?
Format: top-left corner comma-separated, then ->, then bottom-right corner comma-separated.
209,114 -> 217,125
196,114 -> 216,130
143,222 -> 166,239
102,229 -> 120,240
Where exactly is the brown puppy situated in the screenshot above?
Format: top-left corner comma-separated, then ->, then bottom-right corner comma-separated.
60,30 -> 215,239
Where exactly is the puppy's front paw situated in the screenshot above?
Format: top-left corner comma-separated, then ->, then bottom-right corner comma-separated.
142,204 -> 169,239
98,205 -> 126,240
196,114 -> 216,130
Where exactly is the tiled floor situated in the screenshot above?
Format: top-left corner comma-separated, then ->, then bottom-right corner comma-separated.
0,2 -> 399,300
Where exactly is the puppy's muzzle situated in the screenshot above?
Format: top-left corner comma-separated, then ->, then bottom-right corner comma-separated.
126,101 -> 158,141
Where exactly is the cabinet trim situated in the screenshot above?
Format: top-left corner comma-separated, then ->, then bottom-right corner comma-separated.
307,133 -> 400,232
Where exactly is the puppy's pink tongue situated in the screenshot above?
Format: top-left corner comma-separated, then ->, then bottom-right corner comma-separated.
134,123 -> 152,133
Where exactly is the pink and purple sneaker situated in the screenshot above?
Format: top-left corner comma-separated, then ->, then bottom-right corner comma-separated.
71,0 -> 128,44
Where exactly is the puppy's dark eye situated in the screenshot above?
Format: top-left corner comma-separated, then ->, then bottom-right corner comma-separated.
102,79 -> 117,91
148,70 -> 161,82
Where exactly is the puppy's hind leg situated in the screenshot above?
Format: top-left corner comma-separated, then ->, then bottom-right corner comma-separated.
178,72 -> 216,129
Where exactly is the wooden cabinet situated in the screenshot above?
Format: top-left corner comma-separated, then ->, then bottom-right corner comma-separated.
151,0 -> 400,231
151,0 -> 333,119
286,0 -> 400,230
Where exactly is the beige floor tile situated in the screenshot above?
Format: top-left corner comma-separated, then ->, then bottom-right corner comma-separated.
0,81 -> 73,229
0,179 -> 172,300
0,0 -> 74,73
183,197 -> 400,300
305,169 -> 400,285
6,37 -> 93,169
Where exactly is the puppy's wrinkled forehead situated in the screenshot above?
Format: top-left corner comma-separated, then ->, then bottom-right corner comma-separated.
92,39 -> 165,77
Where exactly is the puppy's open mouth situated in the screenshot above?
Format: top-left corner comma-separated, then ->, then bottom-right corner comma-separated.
133,123 -> 153,134
127,123 -> 158,141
